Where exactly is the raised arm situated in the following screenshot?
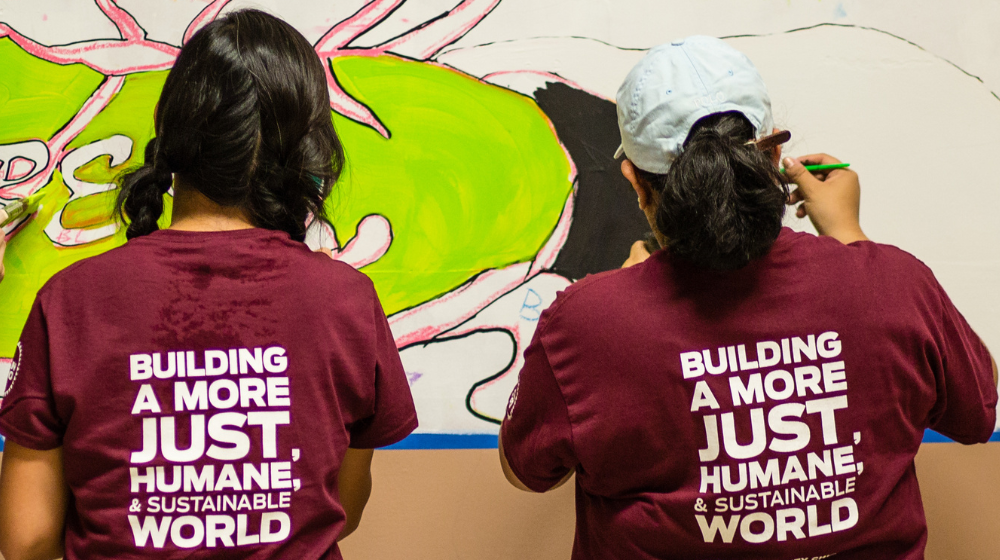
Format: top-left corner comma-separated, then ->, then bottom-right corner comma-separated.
0,442 -> 68,560
783,154 -> 869,244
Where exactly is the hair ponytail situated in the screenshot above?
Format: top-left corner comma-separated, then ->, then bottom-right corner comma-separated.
116,138 -> 173,240
246,160 -> 322,242
640,111 -> 788,270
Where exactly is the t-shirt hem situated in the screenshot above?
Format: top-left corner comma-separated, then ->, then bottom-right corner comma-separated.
0,395 -> 64,450
0,418 -> 63,451
349,415 -> 419,449
500,428 -> 568,493
933,414 -> 998,444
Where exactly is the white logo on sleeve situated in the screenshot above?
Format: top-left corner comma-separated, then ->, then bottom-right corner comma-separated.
505,382 -> 520,421
1,342 -> 22,399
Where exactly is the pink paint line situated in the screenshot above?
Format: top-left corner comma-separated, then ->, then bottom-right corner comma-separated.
389,263 -> 532,348
0,76 -> 124,200
382,0 -> 500,60
315,0 -> 404,54
0,24 -> 178,75
325,70 -> 389,137
96,0 -> 144,41
529,182 -> 575,276
184,0 -> 233,45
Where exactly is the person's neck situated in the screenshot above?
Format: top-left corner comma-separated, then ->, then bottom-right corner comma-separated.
168,181 -> 255,232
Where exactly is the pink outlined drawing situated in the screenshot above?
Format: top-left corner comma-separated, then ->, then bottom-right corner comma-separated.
388,180 -> 576,349
1,0 -> 504,199
0,75 -> 124,214
183,0 -> 233,45
313,0 -> 500,137
44,135 -> 133,247
381,0 -> 502,61
314,0 -> 406,53
0,142 -> 48,194
2,0 -> 584,431
0,3 -> 178,75
304,214 -> 393,270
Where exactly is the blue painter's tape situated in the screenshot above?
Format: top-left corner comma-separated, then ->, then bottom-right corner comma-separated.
922,429 -> 954,443
381,433 -> 498,450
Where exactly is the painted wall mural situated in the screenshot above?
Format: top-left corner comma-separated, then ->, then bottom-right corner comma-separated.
1,0 -> 998,447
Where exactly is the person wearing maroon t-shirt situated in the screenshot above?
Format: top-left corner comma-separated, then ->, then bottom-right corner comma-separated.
500,36 -> 997,559
0,10 -> 417,560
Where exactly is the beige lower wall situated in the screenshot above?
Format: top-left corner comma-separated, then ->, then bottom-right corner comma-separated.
0,443 -> 995,558
341,443 -> 1000,560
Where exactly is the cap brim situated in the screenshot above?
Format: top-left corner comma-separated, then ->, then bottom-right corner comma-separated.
614,144 -> 624,159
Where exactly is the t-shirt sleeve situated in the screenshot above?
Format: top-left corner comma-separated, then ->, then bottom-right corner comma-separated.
500,333 -> 577,492
0,297 -> 64,450
927,283 -> 998,443
348,293 -> 418,449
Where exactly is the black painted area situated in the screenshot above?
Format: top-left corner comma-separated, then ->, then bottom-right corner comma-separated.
534,82 -> 650,280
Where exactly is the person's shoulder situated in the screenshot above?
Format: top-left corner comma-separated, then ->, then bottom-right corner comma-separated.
540,260 -> 650,322
36,239 -> 140,299
558,266 -> 636,302
780,228 -> 935,280
288,245 -> 376,294
275,244 -> 384,320
848,238 -> 937,286
806,233 -> 947,311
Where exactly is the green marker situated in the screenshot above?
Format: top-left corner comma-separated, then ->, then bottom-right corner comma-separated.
780,162 -> 851,174
0,189 -> 47,228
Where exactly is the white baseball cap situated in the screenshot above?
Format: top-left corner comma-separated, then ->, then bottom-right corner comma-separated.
615,35 -> 775,174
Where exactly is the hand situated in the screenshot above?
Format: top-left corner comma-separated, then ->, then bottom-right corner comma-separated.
622,240 -> 651,268
315,247 -> 334,258
783,154 -> 869,244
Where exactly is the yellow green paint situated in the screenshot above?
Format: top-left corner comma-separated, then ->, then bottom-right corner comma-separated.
1,46 -> 573,356
0,39 -> 105,145
327,55 -> 572,315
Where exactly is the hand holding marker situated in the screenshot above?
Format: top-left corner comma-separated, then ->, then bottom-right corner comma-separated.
1,189 -> 48,283
783,154 -> 868,245
755,129 -> 851,174
780,162 -> 850,174
0,189 -> 47,228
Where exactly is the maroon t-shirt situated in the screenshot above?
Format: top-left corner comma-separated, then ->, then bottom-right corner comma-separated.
502,228 -> 996,560
0,228 -> 418,559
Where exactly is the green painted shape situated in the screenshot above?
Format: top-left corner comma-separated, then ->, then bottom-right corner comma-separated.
0,72 -> 171,356
0,53 -> 573,355
0,38 -> 104,144
328,55 -> 572,315
67,71 -> 164,151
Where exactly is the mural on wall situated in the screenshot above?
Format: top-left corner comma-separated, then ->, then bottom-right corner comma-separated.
1,0 -> 998,445
0,0 -> 649,441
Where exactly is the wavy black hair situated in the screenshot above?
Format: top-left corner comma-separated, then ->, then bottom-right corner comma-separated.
636,111 -> 788,270
115,9 -> 344,241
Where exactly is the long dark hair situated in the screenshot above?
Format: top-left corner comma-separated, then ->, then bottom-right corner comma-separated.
115,9 -> 344,241
636,111 -> 788,270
